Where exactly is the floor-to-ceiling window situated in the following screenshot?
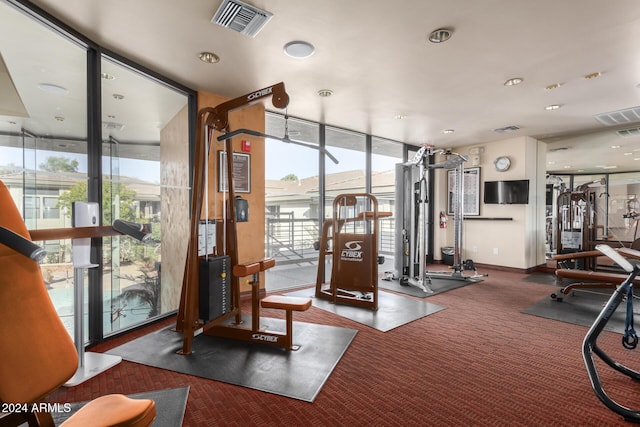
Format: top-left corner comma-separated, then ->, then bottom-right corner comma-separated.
324,126 -> 367,217
0,0 -> 193,343
100,55 -> 188,334
265,113 -> 405,291
371,136 -> 403,270
0,0 -> 88,335
264,113 -> 321,289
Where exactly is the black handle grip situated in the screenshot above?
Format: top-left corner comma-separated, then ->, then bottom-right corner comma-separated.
0,226 -> 47,261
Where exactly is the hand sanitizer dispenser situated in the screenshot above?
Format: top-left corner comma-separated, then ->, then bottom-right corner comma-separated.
72,201 -> 99,268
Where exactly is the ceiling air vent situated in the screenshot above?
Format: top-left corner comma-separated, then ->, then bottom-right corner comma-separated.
211,0 -> 273,38
102,121 -> 124,131
594,106 -> 640,126
494,125 -> 520,133
616,127 -> 640,138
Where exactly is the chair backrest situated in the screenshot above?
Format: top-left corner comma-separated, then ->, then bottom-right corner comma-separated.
0,180 -> 78,404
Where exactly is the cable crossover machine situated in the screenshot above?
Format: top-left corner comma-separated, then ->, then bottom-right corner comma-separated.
393,145 -> 485,293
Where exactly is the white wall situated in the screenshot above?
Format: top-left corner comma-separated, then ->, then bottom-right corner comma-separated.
433,136 -> 546,270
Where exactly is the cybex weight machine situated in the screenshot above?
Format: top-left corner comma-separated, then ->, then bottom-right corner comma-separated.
315,194 -> 390,310
175,82 -> 336,355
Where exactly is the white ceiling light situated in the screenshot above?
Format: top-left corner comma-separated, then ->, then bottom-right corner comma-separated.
199,51 -> 220,63
443,129 -> 455,134
584,71 -> 602,80
504,77 -> 523,86
545,104 -> 561,111
284,41 -> 315,58
37,83 -> 68,94
428,28 -> 453,43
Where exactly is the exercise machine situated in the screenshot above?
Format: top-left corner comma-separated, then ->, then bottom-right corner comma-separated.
556,184 -> 599,268
315,193 -> 390,310
393,146 -> 481,292
176,82 -> 335,354
583,244 -> 640,422
551,179 -> 618,301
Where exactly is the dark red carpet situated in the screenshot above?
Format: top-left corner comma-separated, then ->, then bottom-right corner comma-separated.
48,268 -> 639,426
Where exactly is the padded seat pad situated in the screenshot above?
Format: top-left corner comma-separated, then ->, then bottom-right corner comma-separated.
61,394 -> 156,427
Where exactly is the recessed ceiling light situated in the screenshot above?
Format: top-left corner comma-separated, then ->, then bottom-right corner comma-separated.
504,77 -> 523,86
394,114 -> 407,120
37,83 -> 68,94
54,115 -> 65,122
563,165 -> 572,169
584,72 -> 602,80
428,28 -> 453,43
112,93 -> 124,100
545,83 -> 561,90
199,51 -> 220,63
611,145 -> 621,149
624,152 -> 633,156
602,165 -> 617,169
101,72 -> 115,80
317,89 -> 333,97
443,129 -> 455,134
283,41 -> 315,58
545,104 -> 561,111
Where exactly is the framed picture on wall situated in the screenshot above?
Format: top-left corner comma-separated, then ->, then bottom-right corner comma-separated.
218,151 -> 251,193
447,167 -> 481,216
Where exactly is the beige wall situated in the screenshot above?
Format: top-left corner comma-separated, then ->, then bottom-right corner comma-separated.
433,136 -> 546,270
198,92 -> 267,292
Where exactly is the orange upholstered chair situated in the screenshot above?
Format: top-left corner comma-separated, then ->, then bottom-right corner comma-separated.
0,180 -> 155,426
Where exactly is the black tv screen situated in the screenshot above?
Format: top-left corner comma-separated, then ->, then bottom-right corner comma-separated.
483,180 -> 530,204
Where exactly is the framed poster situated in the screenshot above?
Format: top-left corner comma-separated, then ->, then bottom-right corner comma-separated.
447,167 -> 480,216
218,151 -> 251,193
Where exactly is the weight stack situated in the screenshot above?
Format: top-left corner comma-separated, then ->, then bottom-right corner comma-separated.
199,255 -> 231,322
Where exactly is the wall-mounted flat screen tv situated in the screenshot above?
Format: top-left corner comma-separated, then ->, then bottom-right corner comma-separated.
483,180 -> 530,204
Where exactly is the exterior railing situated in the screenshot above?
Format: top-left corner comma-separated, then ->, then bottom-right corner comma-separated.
265,215 -> 395,265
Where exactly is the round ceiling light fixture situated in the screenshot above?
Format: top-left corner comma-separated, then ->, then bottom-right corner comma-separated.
428,28 -> 453,43
283,41 -> 315,58
317,89 -> 333,97
199,51 -> 220,64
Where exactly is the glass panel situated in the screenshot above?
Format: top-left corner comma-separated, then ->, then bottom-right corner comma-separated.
264,113 -> 320,290
101,55 -> 187,334
0,1 -> 88,338
371,137 -> 403,273
606,172 -> 640,245
324,126 -> 366,218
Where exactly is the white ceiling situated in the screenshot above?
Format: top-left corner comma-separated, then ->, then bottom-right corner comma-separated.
5,0 -> 640,174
